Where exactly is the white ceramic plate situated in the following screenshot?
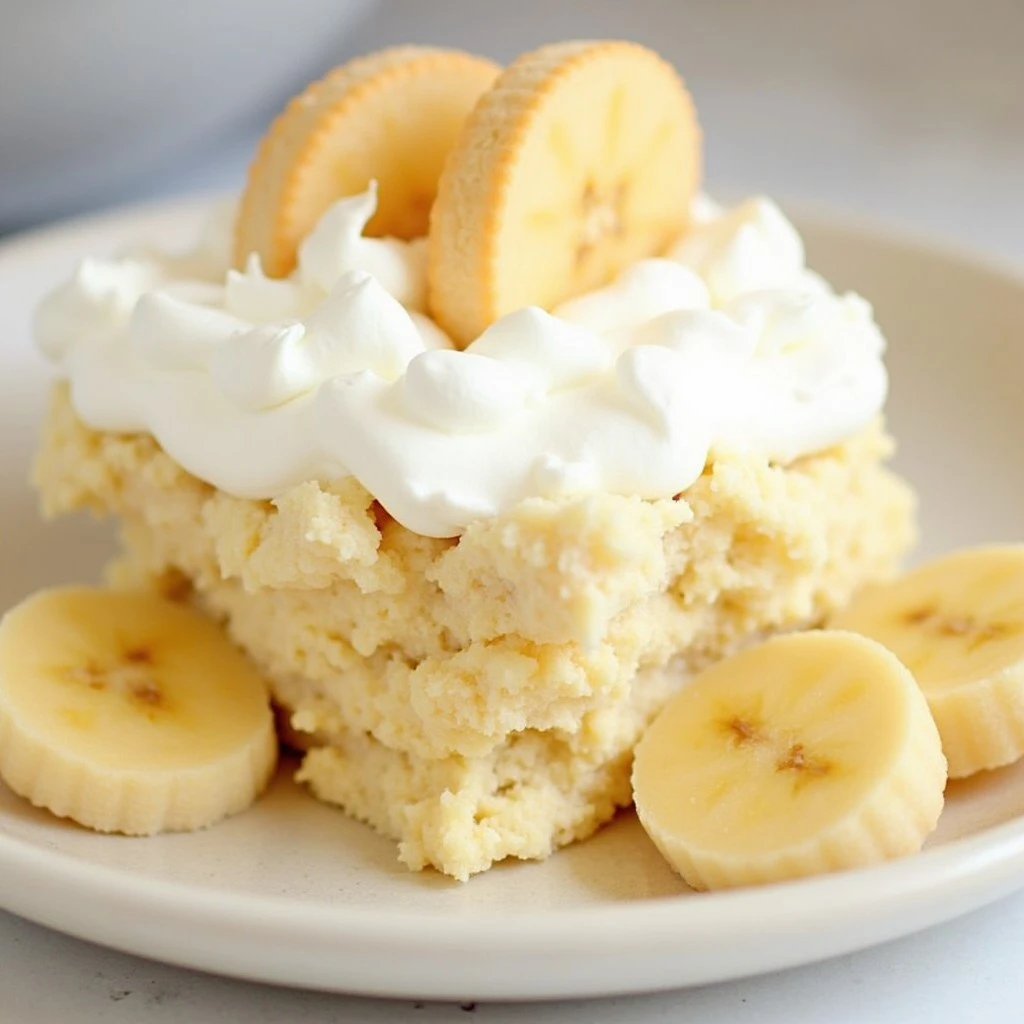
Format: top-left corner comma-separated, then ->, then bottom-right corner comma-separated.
2,200 -> 1024,1002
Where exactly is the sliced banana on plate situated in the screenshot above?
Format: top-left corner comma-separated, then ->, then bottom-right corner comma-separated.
0,586 -> 278,835
832,545 -> 1024,779
428,40 -> 701,346
632,630 -> 946,891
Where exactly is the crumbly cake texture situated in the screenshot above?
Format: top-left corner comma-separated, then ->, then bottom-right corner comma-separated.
35,384 -> 916,879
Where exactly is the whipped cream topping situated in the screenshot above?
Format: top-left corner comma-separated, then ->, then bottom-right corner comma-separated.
36,187 -> 888,538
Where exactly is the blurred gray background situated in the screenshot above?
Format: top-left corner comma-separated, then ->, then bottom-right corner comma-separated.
2,0 -> 1023,259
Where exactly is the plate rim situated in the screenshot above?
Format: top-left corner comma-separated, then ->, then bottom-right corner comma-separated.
3,793 -> 1024,943
4,196 -> 1024,998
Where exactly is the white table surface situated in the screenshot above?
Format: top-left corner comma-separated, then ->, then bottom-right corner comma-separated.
2,1 -> 1023,1020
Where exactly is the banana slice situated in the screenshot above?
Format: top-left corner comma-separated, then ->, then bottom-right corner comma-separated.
234,46 -> 501,277
632,631 -> 946,891
0,586 -> 277,835
832,545 -> 1024,779
428,40 -> 701,347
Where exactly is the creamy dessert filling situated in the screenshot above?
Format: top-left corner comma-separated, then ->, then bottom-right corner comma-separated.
35,188 -> 887,538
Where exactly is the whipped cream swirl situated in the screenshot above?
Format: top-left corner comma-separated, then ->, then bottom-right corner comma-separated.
35,186 -> 888,537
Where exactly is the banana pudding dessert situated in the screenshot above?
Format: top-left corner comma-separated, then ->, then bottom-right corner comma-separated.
21,41 -> 919,881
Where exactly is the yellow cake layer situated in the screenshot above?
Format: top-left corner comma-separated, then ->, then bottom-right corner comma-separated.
35,384 -> 916,878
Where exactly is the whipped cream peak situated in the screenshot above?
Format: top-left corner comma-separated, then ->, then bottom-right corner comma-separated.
727,288 -> 883,359
211,270 -> 428,414
469,307 -> 612,392
297,182 -> 428,311
554,258 -> 710,335
211,322 -> 309,413
669,197 -> 823,305
132,290 -> 246,372
36,257 -> 163,362
304,269 -> 427,379
616,344 -> 691,432
225,255 -> 315,323
37,185 -> 889,537
631,307 -> 758,363
403,349 -> 538,434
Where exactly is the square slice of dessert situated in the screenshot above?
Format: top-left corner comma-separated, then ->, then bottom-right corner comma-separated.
32,41 -> 915,879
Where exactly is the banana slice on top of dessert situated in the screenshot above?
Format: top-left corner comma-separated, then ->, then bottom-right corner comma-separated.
0,586 -> 277,835
234,46 -> 500,277
428,40 -> 702,346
